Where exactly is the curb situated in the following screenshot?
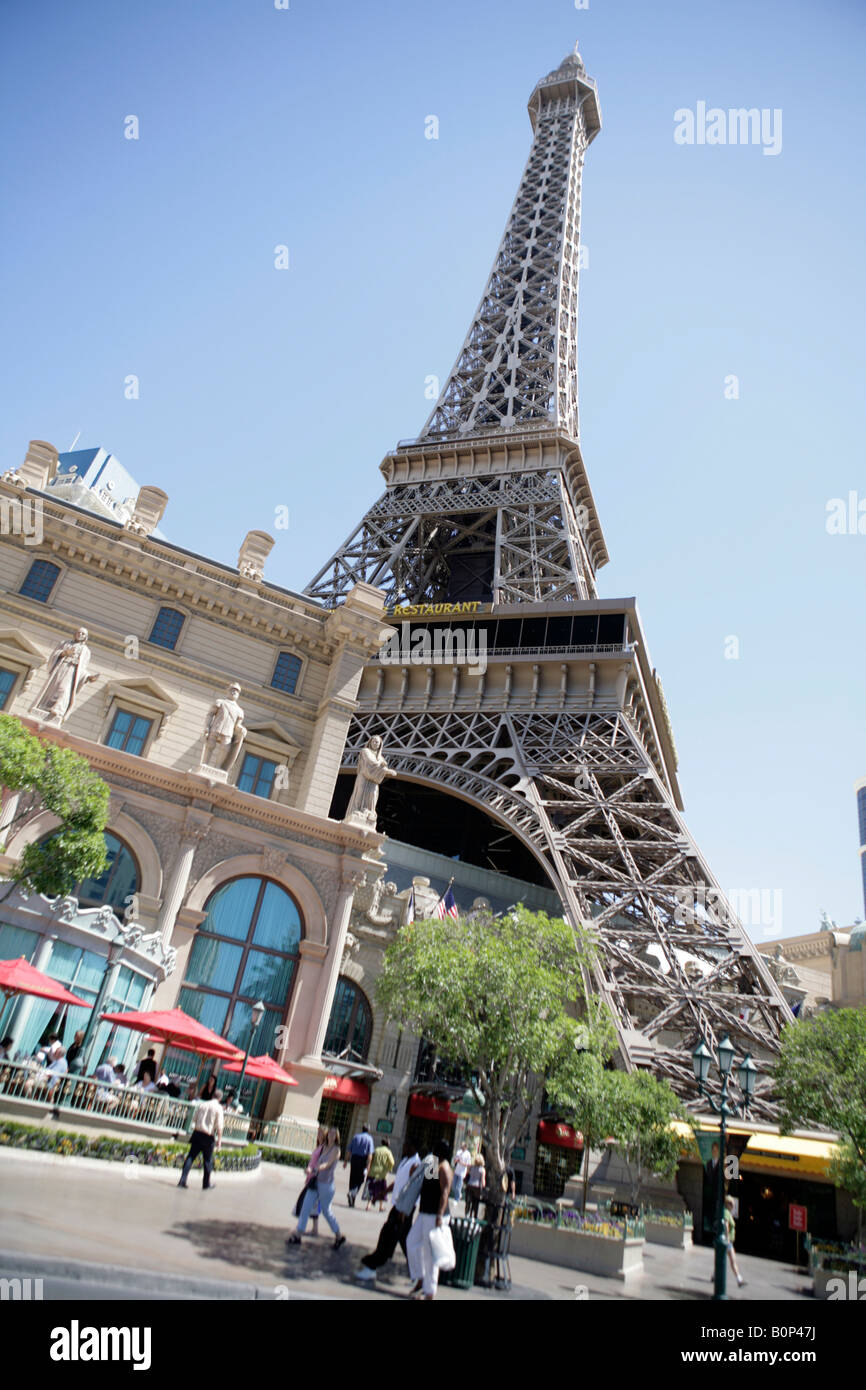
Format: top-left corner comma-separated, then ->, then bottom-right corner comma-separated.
0,1249 -> 339,1301
0,1145 -> 261,1182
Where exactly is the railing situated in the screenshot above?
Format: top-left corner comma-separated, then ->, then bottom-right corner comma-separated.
0,1059 -> 249,1143
258,1115 -> 318,1155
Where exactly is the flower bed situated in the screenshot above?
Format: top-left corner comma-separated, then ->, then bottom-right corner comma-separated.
0,1119 -> 261,1171
510,1207 -> 645,1279
642,1207 -> 694,1249
807,1240 -> 866,1299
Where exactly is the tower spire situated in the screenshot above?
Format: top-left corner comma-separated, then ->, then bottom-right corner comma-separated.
419,49 -> 600,445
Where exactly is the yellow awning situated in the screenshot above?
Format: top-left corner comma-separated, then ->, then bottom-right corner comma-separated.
740,1134 -> 837,1177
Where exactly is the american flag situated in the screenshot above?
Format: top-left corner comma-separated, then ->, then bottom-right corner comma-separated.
435,885 -> 459,920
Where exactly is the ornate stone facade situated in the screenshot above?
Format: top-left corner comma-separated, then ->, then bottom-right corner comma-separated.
0,448 -> 388,1138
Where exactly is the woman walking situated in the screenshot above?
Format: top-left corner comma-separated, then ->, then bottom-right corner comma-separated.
464,1145 -> 486,1219
366,1138 -> 395,1211
723,1195 -> 745,1288
288,1126 -> 346,1250
406,1140 -> 453,1300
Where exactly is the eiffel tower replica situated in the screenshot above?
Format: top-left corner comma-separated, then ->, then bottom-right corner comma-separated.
306,45 -> 790,1116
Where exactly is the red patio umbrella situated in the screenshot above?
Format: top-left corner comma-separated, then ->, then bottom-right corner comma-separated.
220,1054 -> 299,1087
0,955 -> 94,1008
98,1006 -> 243,1061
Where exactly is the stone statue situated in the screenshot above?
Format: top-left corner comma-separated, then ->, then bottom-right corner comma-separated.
32,628 -> 97,724
202,682 -> 247,771
344,735 -> 395,827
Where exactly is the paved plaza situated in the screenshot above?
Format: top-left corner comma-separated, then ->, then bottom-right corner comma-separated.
0,1150 -> 814,1301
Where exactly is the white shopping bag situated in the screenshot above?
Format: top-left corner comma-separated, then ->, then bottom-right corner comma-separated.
429,1222 -> 456,1272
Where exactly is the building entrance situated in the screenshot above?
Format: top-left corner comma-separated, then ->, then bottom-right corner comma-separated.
735,1173 -> 838,1263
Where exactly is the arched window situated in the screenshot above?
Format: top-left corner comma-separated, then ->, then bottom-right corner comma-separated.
148,607 -> 185,651
19,559 -> 60,603
323,976 -> 372,1062
40,830 -> 140,916
175,877 -> 303,1056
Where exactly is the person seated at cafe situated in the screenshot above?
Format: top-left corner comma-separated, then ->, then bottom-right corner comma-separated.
65,1029 -> 85,1069
134,1048 -> 158,1086
94,1057 -> 120,1107
44,1047 -> 68,1095
0,1035 -> 14,1060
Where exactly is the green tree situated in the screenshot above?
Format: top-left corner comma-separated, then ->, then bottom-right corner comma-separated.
0,714 -> 109,900
377,905 -> 617,1197
775,1010 -> 866,1233
605,1070 -> 694,1204
551,1062 -> 693,1208
546,1053 -> 622,1212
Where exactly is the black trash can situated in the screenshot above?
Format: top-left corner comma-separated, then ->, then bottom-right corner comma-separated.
440,1215 -> 484,1289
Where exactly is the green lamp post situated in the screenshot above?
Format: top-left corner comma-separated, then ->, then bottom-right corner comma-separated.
692,1035 -> 758,1301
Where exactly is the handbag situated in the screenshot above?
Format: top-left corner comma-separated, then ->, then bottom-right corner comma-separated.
294,1172 -> 318,1217
429,1222 -> 456,1272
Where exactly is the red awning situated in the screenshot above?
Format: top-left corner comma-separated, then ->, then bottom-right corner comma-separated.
408,1093 -> 457,1124
537,1120 -> 584,1150
322,1075 -> 370,1105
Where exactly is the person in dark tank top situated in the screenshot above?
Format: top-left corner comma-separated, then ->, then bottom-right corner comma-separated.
407,1139 -> 453,1300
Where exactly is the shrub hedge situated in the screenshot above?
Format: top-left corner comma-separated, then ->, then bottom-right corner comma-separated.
257,1145 -> 309,1170
0,1119 -> 261,1171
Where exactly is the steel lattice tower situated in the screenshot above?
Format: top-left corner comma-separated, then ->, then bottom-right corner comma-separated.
307,47 -> 790,1116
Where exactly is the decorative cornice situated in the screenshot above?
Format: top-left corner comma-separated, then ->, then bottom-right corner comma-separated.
15,714 -> 385,857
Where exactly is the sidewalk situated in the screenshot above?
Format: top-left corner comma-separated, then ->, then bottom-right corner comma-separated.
0,1150 -> 813,1301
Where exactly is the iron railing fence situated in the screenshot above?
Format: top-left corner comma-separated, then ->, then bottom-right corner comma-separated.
0,1059 -> 250,1142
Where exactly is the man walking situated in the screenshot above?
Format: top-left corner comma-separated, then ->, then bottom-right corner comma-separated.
356,1141 -> 420,1285
344,1124 -> 374,1207
452,1141 -> 472,1202
178,1087 -> 224,1191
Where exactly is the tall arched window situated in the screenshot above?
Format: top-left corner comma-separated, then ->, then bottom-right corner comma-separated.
323,976 -> 372,1062
175,877 -> 303,1058
40,830 -> 140,916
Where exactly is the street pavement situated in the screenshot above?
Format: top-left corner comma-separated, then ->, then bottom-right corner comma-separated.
0,1149 -> 814,1302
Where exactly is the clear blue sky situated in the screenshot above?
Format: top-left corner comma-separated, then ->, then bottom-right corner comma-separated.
2,0 -> 864,940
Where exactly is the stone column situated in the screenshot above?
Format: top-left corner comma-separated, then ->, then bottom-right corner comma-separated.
307,866 -> 366,1059
157,811 -> 212,946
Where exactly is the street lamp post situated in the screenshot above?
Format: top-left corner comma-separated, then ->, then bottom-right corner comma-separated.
235,1000 -> 265,1111
692,1034 -> 758,1301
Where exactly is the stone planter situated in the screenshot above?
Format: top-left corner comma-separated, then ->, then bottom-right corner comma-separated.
644,1218 -> 692,1250
510,1221 -> 644,1280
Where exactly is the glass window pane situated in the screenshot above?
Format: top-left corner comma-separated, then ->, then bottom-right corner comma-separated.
271,652 -> 301,694
202,878 -> 260,940
252,881 -> 302,952
125,972 -> 147,1008
185,935 -> 243,992
227,1000 -> 281,1054
239,949 -> 294,1006
0,923 -> 40,962
46,940 -> 82,984
149,607 -> 184,650
0,669 -> 16,708
75,950 -> 107,995
178,986 -> 229,1036
19,560 -> 59,602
